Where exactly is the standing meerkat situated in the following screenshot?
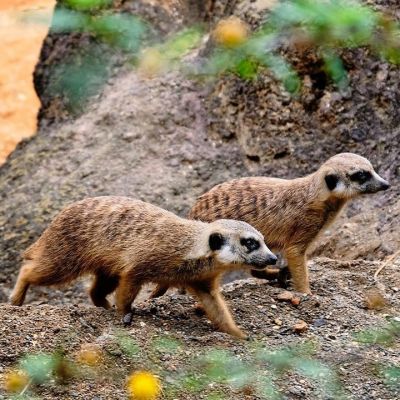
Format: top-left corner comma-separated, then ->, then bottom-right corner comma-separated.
152,153 -> 390,296
10,196 -> 276,339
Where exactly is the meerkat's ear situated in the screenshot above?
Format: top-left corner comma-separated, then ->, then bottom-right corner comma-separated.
325,174 -> 339,191
209,233 -> 225,251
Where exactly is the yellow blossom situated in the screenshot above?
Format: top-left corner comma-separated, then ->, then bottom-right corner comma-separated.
76,343 -> 102,366
127,371 -> 161,400
138,48 -> 166,77
3,370 -> 29,393
213,17 -> 249,48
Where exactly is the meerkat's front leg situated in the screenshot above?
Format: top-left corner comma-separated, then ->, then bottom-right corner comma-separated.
188,279 -> 247,339
115,271 -> 142,324
285,247 -> 311,295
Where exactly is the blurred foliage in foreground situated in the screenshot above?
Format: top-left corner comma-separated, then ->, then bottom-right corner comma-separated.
2,317 -> 400,399
25,0 -> 400,110
354,316 -> 400,346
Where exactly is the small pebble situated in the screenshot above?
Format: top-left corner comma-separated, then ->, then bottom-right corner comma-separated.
313,318 -> 327,327
365,289 -> 386,310
293,320 -> 308,333
277,291 -> 294,302
291,297 -> 301,306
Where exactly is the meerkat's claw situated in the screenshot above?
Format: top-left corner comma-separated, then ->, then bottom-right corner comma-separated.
122,312 -> 133,325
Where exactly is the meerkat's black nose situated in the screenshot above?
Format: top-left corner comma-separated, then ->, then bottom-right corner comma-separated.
381,182 -> 390,190
266,254 -> 278,265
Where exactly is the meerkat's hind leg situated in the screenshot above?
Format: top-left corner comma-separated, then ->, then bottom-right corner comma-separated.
114,272 -> 142,325
89,272 -> 119,309
10,260 -> 36,306
150,283 -> 169,298
188,280 -> 247,339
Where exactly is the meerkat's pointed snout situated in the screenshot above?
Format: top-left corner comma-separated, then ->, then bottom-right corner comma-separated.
250,252 -> 278,270
362,171 -> 390,194
381,181 -> 390,191
267,253 -> 278,265
372,172 -> 390,192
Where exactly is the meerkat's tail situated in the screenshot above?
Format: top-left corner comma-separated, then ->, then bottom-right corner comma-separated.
10,260 -> 36,306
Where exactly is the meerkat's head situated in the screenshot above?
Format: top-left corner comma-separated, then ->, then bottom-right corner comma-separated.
319,153 -> 390,199
206,219 -> 277,270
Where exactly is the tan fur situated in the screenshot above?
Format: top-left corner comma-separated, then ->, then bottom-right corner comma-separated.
10,196 -> 274,339
153,153 -> 389,295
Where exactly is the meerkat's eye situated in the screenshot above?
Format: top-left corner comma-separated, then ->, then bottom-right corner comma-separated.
350,170 -> 371,184
240,238 -> 260,252
209,233 -> 225,251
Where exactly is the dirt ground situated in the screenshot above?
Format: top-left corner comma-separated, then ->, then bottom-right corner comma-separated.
0,0 -> 54,164
0,259 -> 399,399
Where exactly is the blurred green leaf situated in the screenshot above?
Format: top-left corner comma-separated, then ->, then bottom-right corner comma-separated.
89,13 -> 147,52
180,374 -> 207,393
322,50 -> 348,89
52,8 -> 88,32
354,319 -> 400,346
294,359 -> 332,381
49,49 -> 110,111
19,353 -> 56,384
380,365 -> 400,390
257,53 -> 300,94
257,378 -> 282,400
152,336 -> 182,354
206,392 -> 227,400
202,49 -> 239,76
235,59 -> 258,79
162,27 -> 204,62
259,348 -> 293,373
115,331 -> 140,357
202,350 -> 253,389
65,0 -> 113,11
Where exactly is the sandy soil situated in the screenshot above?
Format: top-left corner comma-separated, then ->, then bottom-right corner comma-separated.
0,0 -> 54,164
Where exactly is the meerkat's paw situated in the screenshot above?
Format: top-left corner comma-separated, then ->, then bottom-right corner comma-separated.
245,334 -> 255,342
122,312 -> 133,326
229,328 -> 248,340
193,303 -> 206,316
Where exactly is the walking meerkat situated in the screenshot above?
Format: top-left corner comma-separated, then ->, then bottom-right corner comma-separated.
152,153 -> 390,296
10,196 -> 277,339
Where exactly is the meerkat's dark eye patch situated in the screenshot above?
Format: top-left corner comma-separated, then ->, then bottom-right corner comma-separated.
209,233 -> 225,251
349,170 -> 371,184
325,174 -> 339,191
240,238 -> 260,252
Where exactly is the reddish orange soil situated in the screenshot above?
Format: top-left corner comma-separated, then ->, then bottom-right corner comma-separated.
0,0 -> 55,164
